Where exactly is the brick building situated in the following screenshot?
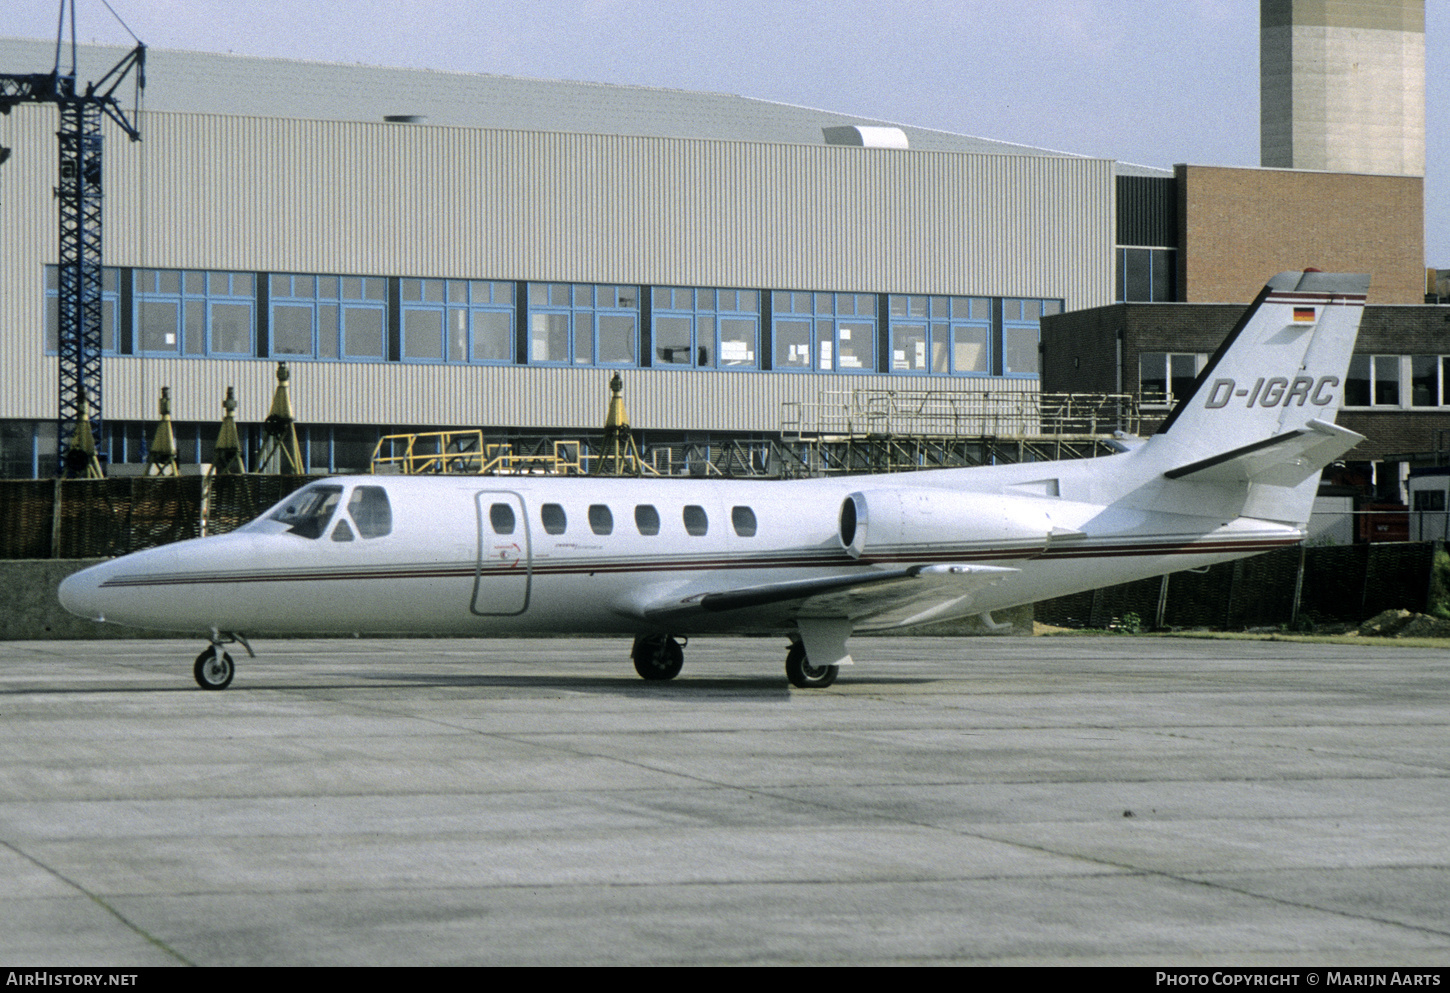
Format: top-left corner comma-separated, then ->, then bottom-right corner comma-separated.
1041,301 -> 1450,500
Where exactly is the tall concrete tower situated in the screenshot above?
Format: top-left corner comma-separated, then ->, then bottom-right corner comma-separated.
1261,0 -> 1425,176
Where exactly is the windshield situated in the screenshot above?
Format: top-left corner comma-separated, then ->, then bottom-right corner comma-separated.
267,485 -> 343,539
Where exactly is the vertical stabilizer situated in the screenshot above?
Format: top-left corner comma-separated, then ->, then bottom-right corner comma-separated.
1154,271 -> 1369,463
1136,272 -> 1369,526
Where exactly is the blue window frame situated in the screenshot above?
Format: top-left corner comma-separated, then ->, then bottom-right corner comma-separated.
652,287 -> 759,369
44,265 -> 121,354
527,283 -> 638,366
1003,298 -> 1056,377
271,274 -> 387,361
133,269 -> 255,358
400,278 -> 515,364
772,291 -> 876,373
888,295 -> 991,376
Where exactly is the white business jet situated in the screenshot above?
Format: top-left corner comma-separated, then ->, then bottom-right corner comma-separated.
60,271 -> 1369,690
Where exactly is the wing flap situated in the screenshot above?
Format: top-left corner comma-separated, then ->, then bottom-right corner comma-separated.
632,563 -> 1018,629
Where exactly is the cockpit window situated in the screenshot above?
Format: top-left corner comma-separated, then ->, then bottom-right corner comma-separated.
269,485 -> 343,539
347,486 -> 393,539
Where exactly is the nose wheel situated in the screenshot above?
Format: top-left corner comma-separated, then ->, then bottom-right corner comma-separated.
194,646 -> 235,690
192,630 -> 254,690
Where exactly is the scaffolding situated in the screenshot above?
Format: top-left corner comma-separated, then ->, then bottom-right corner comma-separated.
366,390 -> 1136,479
371,432 -> 592,476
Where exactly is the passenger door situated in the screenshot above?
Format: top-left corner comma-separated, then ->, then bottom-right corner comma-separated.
473,491 -> 531,615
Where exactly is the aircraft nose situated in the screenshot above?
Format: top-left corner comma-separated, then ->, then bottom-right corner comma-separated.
58,564 -> 109,622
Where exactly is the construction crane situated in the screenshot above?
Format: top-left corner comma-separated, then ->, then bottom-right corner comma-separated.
0,1 -> 144,476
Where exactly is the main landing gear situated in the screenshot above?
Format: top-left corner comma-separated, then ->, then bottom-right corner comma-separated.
632,634 -> 685,680
193,630 -> 254,690
785,641 -> 838,689
630,628 -> 845,689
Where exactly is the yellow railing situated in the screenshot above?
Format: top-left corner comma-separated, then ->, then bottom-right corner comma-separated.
371,432 -> 589,475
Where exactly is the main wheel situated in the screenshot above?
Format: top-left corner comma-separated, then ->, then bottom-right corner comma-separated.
632,635 -> 684,681
785,641 -> 838,689
194,646 -> 235,690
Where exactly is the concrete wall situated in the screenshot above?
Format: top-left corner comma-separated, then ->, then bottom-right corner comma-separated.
0,559 -> 186,639
1261,0 -> 1425,176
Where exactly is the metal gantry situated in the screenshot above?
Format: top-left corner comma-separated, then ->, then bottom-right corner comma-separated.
0,1 -> 144,475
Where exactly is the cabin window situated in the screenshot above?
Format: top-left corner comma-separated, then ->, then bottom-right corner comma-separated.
489,503 -> 516,534
331,518 -> 355,542
634,505 -> 660,535
347,485 -> 392,538
269,484 -> 342,539
683,505 -> 709,536
541,503 -> 567,535
731,506 -> 757,537
588,504 -> 614,535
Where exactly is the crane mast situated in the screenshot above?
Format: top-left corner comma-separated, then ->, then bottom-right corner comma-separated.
0,1 -> 144,475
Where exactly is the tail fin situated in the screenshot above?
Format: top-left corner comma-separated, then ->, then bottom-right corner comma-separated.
1155,271 -> 1369,457
1149,271 -> 1369,523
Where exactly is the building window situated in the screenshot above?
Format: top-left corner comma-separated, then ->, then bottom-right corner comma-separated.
132,269 -> 256,357
527,283 -> 638,366
45,265 -> 122,354
887,295 -> 991,375
1411,356 -> 1450,407
1346,355 -> 1401,407
271,273 -> 387,361
651,287 -> 760,369
1139,352 -> 1204,406
1117,247 -> 1176,302
400,278 -> 515,364
1003,298 -> 1055,376
771,291 -> 876,373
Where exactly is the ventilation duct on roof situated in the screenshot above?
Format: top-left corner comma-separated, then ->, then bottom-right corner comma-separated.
822,125 -> 909,149
383,115 -> 428,124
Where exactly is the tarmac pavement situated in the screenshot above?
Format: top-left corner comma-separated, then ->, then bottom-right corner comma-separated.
2,635 -> 1448,966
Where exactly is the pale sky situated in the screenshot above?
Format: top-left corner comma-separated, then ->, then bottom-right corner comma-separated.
7,0 -> 1447,265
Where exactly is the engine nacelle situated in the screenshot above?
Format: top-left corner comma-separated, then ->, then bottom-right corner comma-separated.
839,488 -> 1053,560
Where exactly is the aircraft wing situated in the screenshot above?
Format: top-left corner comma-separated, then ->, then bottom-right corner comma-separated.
1162,418 -> 1364,488
631,563 -> 1018,630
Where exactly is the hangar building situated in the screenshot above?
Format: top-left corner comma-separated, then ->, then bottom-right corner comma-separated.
0,37 -> 1117,477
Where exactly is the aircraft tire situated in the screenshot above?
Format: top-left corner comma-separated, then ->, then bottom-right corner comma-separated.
785,642 -> 838,689
632,635 -> 684,681
194,647 -> 235,691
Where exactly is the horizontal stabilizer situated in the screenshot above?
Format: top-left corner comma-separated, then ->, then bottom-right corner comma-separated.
1163,418 -> 1364,488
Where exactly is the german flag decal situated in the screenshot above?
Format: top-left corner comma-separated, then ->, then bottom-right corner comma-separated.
1293,306 -> 1317,322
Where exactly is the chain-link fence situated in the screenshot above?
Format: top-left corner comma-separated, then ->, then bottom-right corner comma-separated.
0,475 -> 315,559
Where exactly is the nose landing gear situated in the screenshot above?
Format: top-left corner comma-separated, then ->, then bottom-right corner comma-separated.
193,630 -> 254,690
194,646 -> 235,690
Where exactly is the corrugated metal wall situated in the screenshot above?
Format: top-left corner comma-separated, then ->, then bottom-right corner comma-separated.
2,105 -> 1113,427
95,359 -> 1040,434
1116,175 -> 1178,248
